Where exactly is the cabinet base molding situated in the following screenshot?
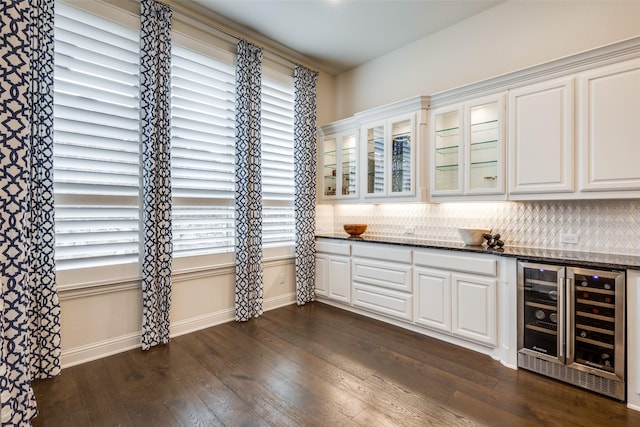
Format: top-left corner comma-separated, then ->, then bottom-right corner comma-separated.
315,297 -> 506,364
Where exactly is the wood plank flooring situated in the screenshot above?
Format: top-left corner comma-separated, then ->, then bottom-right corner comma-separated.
32,302 -> 640,426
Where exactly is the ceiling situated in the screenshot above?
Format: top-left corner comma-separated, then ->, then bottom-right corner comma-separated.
188,0 -> 504,74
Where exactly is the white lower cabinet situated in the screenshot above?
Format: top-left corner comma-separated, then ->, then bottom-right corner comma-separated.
414,267 -> 451,332
315,240 -> 351,303
414,250 -> 498,347
351,244 -> 413,321
451,273 -> 497,347
315,239 -> 502,356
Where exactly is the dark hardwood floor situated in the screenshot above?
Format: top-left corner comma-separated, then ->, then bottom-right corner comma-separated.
32,302 -> 640,426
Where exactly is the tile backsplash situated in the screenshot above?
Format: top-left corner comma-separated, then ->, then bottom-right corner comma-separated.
316,199 -> 640,256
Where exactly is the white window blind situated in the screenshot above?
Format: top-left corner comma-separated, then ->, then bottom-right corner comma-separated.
261,68 -> 296,247
53,3 -> 140,270
170,43 -> 237,257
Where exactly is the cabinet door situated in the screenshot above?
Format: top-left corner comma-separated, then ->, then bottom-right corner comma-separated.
578,58 -> 640,192
339,132 -> 358,198
321,134 -> 338,198
363,121 -> 386,198
508,77 -> 574,195
414,267 -> 451,333
451,273 -> 497,347
321,131 -> 358,200
314,255 -> 328,297
362,115 -> 416,199
328,256 -> 351,303
431,104 -> 464,195
465,95 -> 505,195
388,115 -> 415,197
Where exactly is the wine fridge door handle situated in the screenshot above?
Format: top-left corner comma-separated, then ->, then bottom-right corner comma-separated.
566,276 -> 575,363
558,276 -> 566,360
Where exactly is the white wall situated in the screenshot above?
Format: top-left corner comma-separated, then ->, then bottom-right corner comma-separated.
331,0 -> 640,121
59,258 -> 296,367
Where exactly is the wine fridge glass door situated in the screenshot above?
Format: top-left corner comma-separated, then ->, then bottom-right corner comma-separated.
518,262 -> 565,364
567,267 -> 625,380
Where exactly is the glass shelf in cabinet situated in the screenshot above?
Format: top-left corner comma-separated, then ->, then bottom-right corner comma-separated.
435,126 -> 460,135
435,144 -> 459,152
470,160 -> 498,167
469,139 -> 498,148
470,119 -> 498,127
323,162 -> 336,168
435,164 -> 459,170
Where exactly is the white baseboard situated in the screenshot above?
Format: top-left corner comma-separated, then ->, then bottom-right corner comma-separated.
61,332 -> 141,368
60,292 -> 297,369
170,308 -> 236,338
264,291 -> 297,311
627,402 -> 640,412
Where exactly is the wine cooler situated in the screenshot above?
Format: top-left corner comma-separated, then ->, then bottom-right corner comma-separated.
517,261 -> 625,401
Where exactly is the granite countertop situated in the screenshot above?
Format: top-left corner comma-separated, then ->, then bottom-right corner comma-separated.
315,233 -> 640,270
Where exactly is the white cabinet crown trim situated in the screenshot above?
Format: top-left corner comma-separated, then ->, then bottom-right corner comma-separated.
430,36 -> 640,108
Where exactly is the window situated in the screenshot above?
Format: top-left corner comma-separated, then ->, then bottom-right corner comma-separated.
170,40 -> 237,258
53,3 -> 140,271
53,3 -> 298,275
261,65 -> 296,248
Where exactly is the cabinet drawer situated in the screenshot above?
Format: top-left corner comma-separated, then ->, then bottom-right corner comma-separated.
352,258 -> 412,292
413,250 -> 497,277
316,240 -> 350,256
353,284 -> 413,321
351,244 -> 411,263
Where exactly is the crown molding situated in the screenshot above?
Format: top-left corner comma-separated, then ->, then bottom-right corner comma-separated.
430,36 -> 640,107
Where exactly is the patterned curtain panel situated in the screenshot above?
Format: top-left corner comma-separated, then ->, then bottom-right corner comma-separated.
28,0 -> 62,380
1,0 -> 60,423
140,0 -> 173,350
293,65 -> 319,306
235,40 -> 264,322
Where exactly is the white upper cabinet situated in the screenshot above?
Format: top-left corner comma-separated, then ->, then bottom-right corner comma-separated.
577,58 -> 640,193
508,77 -> 575,197
318,118 -> 359,202
430,93 -> 505,199
318,96 -> 429,203
361,114 -> 418,200
431,104 -> 463,195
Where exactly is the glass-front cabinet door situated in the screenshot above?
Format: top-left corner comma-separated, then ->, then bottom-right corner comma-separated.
466,97 -> 503,194
390,118 -> 413,195
320,128 -> 358,200
432,107 -> 463,195
339,133 -> 358,197
430,94 -> 504,199
322,135 -> 338,197
365,123 -> 385,197
362,114 -> 416,199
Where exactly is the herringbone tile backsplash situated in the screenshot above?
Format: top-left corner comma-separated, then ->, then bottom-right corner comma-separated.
316,200 -> 640,255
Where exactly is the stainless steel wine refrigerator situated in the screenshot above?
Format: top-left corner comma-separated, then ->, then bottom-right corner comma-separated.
517,261 -> 625,401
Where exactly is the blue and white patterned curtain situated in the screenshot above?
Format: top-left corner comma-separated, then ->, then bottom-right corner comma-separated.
140,0 -> 173,350
1,0 -> 61,424
293,65 -> 319,306
235,40 -> 264,322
